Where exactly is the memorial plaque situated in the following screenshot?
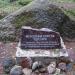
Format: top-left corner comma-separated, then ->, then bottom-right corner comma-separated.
20,27 -> 61,49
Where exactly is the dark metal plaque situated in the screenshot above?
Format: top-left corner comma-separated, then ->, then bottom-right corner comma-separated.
20,27 -> 61,49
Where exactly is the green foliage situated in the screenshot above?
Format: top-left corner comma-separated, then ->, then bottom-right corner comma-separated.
0,0 -> 21,14
65,9 -> 75,16
0,0 -> 32,15
0,15 -> 4,19
18,0 -> 32,6
0,0 -> 75,15
12,12 -> 34,29
0,0 -> 9,7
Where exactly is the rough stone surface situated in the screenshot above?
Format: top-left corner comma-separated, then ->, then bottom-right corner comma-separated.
0,16 -> 16,42
0,0 -> 75,42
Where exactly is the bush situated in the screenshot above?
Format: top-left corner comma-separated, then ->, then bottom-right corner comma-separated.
0,15 -> 4,19
9,0 -> 17,2
18,0 -> 32,6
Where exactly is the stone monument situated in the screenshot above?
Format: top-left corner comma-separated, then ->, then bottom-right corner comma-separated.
16,26 -> 68,67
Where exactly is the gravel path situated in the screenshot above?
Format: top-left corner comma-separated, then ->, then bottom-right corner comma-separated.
52,3 -> 75,9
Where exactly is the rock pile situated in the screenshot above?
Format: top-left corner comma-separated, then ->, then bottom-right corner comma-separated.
2,57 -> 73,75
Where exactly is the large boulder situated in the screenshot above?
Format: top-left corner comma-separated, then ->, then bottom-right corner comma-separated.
0,0 -> 75,41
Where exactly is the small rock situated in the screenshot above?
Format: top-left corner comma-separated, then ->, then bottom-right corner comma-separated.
47,62 -> 56,74
3,57 -> 15,73
10,65 -> 23,75
23,68 -> 32,75
58,62 -> 67,72
16,57 -> 32,68
32,61 -> 39,71
32,61 -> 45,73
54,68 -> 60,75
66,63 -> 72,71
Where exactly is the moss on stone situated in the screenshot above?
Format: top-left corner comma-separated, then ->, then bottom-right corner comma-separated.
12,7 -> 75,39
12,12 -> 34,29
0,15 -> 4,19
13,7 -> 63,28
1,0 -> 75,42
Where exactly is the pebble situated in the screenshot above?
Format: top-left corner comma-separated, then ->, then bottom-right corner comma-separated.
58,62 -> 67,71
32,61 -> 45,73
47,62 -> 56,74
23,68 -> 32,75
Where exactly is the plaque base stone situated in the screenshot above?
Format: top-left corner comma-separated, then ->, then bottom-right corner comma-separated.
15,27 -> 69,74
16,47 -> 68,58
16,43 -> 68,67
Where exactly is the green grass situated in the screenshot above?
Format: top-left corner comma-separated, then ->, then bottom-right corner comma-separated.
0,0 -> 32,16
0,0 -> 75,15
64,9 -> 75,20
18,0 -> 32,6
65,9 -> 75,16
0,0 -> 75,20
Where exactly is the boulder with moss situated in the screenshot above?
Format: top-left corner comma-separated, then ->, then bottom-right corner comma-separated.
0,0 -> 75,42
